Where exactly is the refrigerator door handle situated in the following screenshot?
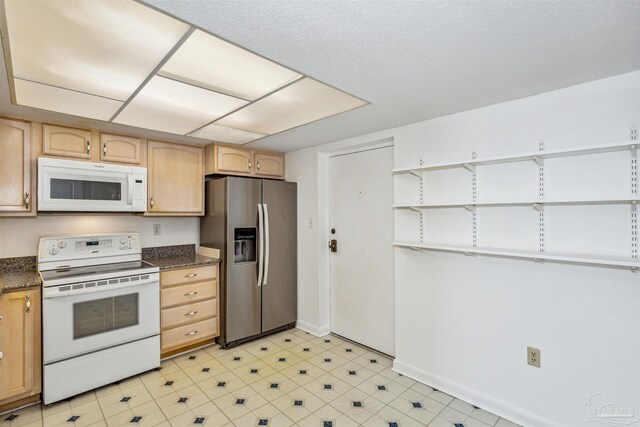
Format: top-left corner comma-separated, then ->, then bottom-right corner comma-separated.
263,203 -> 270,286
257,203 -> 264,287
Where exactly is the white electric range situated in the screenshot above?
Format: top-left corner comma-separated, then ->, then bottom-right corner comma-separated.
38,233 -> 160,404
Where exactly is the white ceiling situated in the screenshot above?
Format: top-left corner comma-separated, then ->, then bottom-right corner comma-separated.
0,0 -> 639,152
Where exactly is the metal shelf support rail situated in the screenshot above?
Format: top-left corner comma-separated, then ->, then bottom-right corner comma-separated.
631,129 -> 638,270
537,141 -> 545,253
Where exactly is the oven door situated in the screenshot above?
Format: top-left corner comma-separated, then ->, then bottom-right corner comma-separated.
38,158 -> 134,212
43,279 -> 159,364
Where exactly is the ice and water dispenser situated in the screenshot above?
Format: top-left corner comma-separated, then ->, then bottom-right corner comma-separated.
234,228 -> 256,263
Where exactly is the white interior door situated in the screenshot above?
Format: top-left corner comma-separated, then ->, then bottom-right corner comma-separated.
329,145 -> 394,355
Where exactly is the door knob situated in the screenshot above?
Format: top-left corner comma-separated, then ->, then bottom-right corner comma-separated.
329,239 -> 337,253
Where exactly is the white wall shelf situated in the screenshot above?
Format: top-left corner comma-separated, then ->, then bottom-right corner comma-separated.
394,241 -> 640,270
393,140 -> 636,175
394,198 -> 639,210
394,133 -> 639,270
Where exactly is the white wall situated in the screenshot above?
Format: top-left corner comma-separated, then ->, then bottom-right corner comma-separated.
286,71 -> 640,427
0,215 -> 199,258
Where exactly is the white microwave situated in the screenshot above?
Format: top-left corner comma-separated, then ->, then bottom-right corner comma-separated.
38,157 -> 147,212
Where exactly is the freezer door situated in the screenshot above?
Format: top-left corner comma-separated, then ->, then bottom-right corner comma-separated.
225,177 -> 263,342
261,180 -> 297,332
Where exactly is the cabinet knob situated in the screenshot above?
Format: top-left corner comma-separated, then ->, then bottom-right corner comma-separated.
248,159 -> 252,171
185,311 -> 198,316
184,273 -> 198,278
26,295 -> 31,313
103,143 -> 107,156
86,140 -> 91,155
184,291 -> 198,296
150,197 -> 154,208
184,330 -> 198,336
24,192 -> 30,210
256,160 -> 260,171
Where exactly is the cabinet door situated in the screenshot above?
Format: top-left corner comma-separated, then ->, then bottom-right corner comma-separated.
42,124 -> 91,159
0,119 -> 32,214
254,152 -> 285,179
216,145 -> 253,175
0,289 -> 40,402
148,141 -> 203,214
100,133 -> 143,165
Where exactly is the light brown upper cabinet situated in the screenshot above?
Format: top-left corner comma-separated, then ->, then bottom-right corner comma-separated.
0,118 -> 34,216
254,152 -> 285,178
42,124 -> 92,159
211,145 -> 253,175
205,143 -> 285,180
147,141 -> 204,215
100,133 -> 144,165
0,288 -> 42,407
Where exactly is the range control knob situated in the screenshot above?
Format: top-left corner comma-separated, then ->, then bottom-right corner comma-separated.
58,240 -> 67,249
49,247 -> 59,255
120,237 -> 127,244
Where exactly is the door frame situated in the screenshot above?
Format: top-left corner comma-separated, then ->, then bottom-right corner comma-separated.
315,137 -> 394,337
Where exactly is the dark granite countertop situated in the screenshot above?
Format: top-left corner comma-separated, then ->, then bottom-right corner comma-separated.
0,256 -> 42,294
142,244 -> 219,271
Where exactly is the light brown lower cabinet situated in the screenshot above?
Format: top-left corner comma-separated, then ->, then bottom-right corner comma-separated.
160,264 -> 219,357
0,288 -> 41,410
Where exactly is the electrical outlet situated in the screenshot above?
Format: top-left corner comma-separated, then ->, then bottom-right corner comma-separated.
527,346 -> 541,368
153,224 -> 161,236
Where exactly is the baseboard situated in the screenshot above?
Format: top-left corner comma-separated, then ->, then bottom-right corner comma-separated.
393,359 -> 558,427
296,320 -> 330,337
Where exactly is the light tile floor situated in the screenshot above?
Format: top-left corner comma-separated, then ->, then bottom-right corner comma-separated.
1,328 -> 522,427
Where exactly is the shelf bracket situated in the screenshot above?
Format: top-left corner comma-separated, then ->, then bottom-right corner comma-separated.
463,163 -> 476,173
533,203 -> 544,212
410,206 -> 421,213
464,251 -> 477,257
532,156 -> 544,166
409,170 -> 422,178
410,246 -> 426,252
533,258 -> 545,263
464,205 -> 476,213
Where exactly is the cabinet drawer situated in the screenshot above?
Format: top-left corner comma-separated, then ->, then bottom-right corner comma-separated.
160,265 -> 216,288
161,299 -> 218,330
161,280 -> 217,308
161,318 -> 218,352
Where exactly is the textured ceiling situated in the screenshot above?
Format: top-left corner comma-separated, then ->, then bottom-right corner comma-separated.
1,0 -> 639,152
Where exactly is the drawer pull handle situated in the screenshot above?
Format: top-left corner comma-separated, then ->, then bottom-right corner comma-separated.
184,330 -> 198,336
185,311 -> 198,316
184,273 -> 198,278
184,291 -> 199,296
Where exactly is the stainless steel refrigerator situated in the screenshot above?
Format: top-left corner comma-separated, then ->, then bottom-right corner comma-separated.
200,177 -> 297,347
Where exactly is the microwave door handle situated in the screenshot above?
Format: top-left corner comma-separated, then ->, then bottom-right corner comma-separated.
127,174 -> 134,204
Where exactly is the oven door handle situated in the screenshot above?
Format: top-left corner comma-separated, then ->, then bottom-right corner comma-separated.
42,279 -> 158,299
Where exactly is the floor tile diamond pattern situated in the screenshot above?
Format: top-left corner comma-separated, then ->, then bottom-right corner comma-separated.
1,328 -> 521,426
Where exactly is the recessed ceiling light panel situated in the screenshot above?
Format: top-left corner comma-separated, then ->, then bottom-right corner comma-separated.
190,124 -> 265,144
160,30 -> 302,101
216,78 -> 367,135
4,0 -> 189,101
14,79 -> 123,121
113,76 -> 248,135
